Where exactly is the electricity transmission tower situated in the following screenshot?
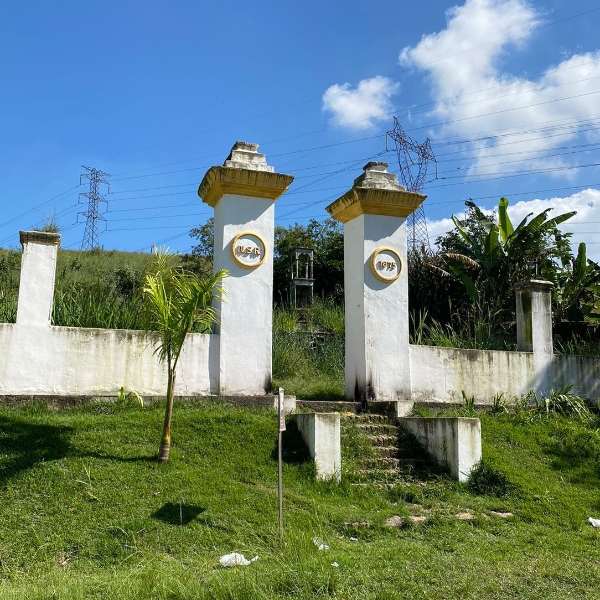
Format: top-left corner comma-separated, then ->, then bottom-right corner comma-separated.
78,166 -> 110,250
387,117 -> 437,252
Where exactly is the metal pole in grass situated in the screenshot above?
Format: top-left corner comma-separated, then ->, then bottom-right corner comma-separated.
278,387 -> 285,536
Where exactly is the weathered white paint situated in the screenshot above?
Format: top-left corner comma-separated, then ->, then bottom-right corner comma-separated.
409,345 -> 536,403
0,323 -> 217,396
212,195 -> 275,394
327,162 -> 425,403
370,399 -> 415,417
199,142 -> 293,395
399,417 -> 482,482
16,231 -> 60,327
515,280 -> 554,396
293,412 -> 341,481
2,140 -> 295,400
272,394 -> 297,414
552,354 -> 600,401
344,213 -> 411,402
409,344 -> 600,403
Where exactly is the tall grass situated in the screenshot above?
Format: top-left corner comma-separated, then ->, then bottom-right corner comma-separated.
554,338 -> 600,357
52,280 -> 146,329
300,297 -> 345,335
52,254 -> 148,329
0,250 -> 20,323
272,300 -> 345,400
410,309 -> 516,351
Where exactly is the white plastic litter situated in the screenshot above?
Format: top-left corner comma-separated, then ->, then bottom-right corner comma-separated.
349,537 -> 358,542
312,537 -> 329,551
588,517 -> 600,528
219,553 -> 259,567
331,562 -> 339,568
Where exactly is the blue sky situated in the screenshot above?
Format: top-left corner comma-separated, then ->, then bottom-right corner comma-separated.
2,0 -> 600,259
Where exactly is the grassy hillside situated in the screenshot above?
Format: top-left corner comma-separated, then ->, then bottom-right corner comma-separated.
0,248 -> 208,327
0,400 -> 598,599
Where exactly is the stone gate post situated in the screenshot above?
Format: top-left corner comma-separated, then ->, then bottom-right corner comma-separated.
16,231 -> 61,327
514,279 -> 554,397
326,163 -> 425,404
198,142 -> 293,395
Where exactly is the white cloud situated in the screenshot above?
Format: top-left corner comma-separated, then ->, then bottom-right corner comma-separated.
427,216 -> 459,244
427,188 -> 600,261
399,0 -> 600,175
322,76 -> 400,129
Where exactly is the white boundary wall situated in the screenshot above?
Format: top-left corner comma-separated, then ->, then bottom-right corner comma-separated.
0,143 -> 293,399
0,232 -> 217,397
409,345 -> 535,403
327,164 -> 600,405
0,323 -> 216,396
409,346 -> 600,403
1,155 -> 598,404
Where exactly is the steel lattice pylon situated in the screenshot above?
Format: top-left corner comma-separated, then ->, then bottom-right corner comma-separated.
387,117 -> 437,252
78,166 -> 110,250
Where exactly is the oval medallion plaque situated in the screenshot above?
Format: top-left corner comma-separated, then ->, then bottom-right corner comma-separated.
231,231 -> 267,269
370,246 -> 402,283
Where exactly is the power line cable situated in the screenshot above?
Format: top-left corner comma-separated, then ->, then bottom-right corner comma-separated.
96,6 -> 600,165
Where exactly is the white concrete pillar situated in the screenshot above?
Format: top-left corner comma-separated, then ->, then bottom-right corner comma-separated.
198,142 -> 293,395
293,413 -> 341,482
514,279 -> 554,396
16,231 -> 60,327
399,417 -> 482,482
326,162 -> 426,404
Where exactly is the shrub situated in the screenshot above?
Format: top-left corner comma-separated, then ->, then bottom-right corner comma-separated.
467,460 -> 514,497
533,385 -> 592,422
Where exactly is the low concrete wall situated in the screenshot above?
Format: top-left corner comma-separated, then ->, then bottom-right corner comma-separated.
410,345 -> 535,404
410,345 -> 600,403
292,413 -> 341,482
0,323 -> 217,396
399,417 -> 482,482
554,354 -> 600,400
272,394 -> 297,414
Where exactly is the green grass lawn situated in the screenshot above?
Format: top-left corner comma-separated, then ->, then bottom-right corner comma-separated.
0,401 -> 599,599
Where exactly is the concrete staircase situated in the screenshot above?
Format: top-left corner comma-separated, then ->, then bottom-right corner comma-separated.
341,413 -> 434,487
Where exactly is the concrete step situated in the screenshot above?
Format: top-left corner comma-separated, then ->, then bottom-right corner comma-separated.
372,445 -> 400,458
350,481 -> 404,489
372,445 -> 418,459
354,423 -> 398,434
348,473 -> 412,486
342,413 -> 435,485
364,456 -> 401,468
343,413 -> 388,423
366,434 -> 398,447
297,400 -> 361,413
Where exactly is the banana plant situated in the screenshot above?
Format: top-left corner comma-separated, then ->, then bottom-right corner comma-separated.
443,197 -> 576,318
143,249 -> 227,463
554,242 -> 600,323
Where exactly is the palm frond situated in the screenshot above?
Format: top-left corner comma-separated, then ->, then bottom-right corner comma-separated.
142,248 -> 227,368
444,253 -> 480,270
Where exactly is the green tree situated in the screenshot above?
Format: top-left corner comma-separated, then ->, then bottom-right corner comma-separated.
554,242 -> 600,323
143,249 -> 226,463
273,218 -> 344,304
440,197 -> 575,320
408,247 -> 471,330
190,218 -> 214,260
190,218 -> 344,304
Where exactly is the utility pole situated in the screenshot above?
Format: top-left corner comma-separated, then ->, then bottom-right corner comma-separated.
78,166 -> 110,250
387,117 -> 437,252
